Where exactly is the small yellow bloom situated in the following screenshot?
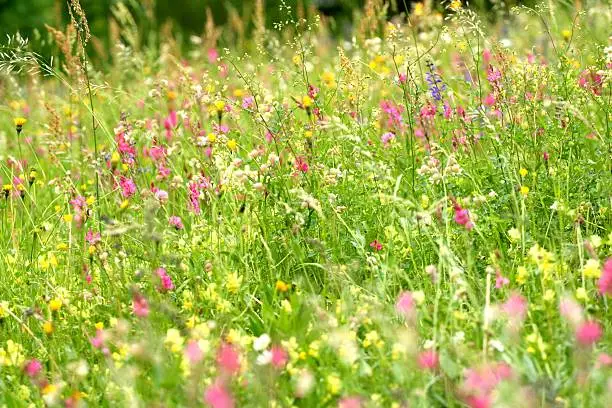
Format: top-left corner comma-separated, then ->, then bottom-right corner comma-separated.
326,374 -> 342,395
583,259 -> 601,279
516,266 -> 529,285
301,95 -> 313,109
207,133 -> 217,143
120,200 -> 129,210
214,100 -> 226,112
14,117 -> 27,127
95,322 -> 104,330
49,298 -> 62,312
63,214 -> 73,223
275,280 -> 289,293
519,168 -> 528,177
520,186 -> 529,196
226,139 -> 238,151
167,90 -> 177,100
43,321 -> 54,334
576,287 -> 588,301
561,29 -> 571,41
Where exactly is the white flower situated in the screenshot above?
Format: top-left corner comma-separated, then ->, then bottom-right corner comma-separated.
253,334 -> 271,351
256,350 -> 272,366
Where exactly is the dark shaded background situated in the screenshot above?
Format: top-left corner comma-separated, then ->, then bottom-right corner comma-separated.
0,0 -> 539,43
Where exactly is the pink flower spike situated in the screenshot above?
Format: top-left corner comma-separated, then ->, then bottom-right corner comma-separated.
185,340 -> 204,364
597,258 -> 612,296
270,346 -> 288,369
575,321 -> 603,347
24,359 -> 42,377
395,291 -> 415,318
501,293 -> 528,321
417,350 -> 439,371
132,294 -> 150,318
216,343 -> 241,375
338,396 -> 362,408
204,381 -> 234,408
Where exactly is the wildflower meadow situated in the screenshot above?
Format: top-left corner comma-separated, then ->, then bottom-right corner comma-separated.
0,0 -> 610,406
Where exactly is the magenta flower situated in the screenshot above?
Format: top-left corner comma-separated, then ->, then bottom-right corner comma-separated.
119,177 -> 136,198
85,229 -> 101,245
24,359 -> 42,377
168,215 -> 184,230
338,397 -> 362,408
454,205 -> 474,230
204,381 -> 234,408
156,268 -> 174,291
395,291 -> 415,318
575,321 -> 603,347
216,343 -> 241,376
597,258 -> 612,296
185,340 -> 204,364
417,350 -> 439,370
369,240 -> 383,251
501,293 -> 528,322
270,345 -> 288,369
132,294 -> 150,318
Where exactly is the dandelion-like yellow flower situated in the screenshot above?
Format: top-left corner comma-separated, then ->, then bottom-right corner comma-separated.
49,298 -> 62,312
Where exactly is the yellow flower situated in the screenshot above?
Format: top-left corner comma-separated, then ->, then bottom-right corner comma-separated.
450,0 -> 462,11
508,227 -> 521,242
302,95 -> 313,109
326,374 -> 342,395
14,117 -> 27,127
95,322 -> 104,330
583,259 -> 601,279
49,298 -> 62,312
63,214 -> 73,223
120,200 -> 130,210
516,266 -> 529,285
164,328 -> 185,353
520,185 -> 529,196
519,168 -> 528,177
0,301 -> 9,318
414,2 -> 424,17
275,280 -> 289,293
226,272 -> 243,294
214,100 -> 226,112
226,139 -> 238,152
576,287 -> 588,301
167,90 -> 177,100
207,133 -> 217,143
561,29 -> 571,41
43,321 -> 54,334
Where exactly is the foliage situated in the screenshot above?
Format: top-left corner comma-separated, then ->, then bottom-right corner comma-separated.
0,0 -> 610,407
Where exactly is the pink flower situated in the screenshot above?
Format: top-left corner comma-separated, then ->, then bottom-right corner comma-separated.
501,293 -> 528,322
207,48 -> 219,64
204,381 -> 234,408
454,205 -> 473,230
132,294 -> 150,318
270,346 -> 288,369
559,296 -> 583,327
575,320 -> 603,346
185,340 -> 204,364
338,397 -> 362,408
483,93 -> 496,107
169,215 -> 184,230
294,156 -> 309,173
597,258 -> 612,296
369,240 -> 383,251
216,343 -> 241,375
155,189 -> 169,203
495,271 -> 509,289
90,329 -> 106,349
465,395 -> 492,408
24,359 -> 42,377
417,350 -> 439,371
156,267 -> 174,291
85,229 -> 101,245
381,132 -> 395,147
119,177 -> 136,198
395,291 -> 415,318
596,353 -> 612,368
